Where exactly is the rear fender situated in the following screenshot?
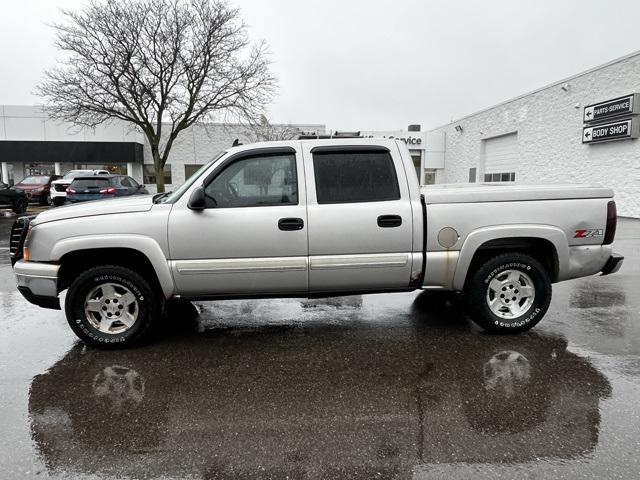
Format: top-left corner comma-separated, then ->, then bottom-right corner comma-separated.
453,224 -> 568,291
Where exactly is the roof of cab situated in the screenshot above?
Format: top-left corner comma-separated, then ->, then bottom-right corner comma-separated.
225,137 -> 404,155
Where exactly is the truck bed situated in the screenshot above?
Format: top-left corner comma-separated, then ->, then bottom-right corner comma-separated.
421,183 -> 613,204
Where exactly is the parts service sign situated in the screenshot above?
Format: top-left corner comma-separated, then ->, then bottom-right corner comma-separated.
582,119 -> 639,144
583,94 -> 639,123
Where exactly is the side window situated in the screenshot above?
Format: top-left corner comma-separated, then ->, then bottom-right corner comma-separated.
119,176 -> 134,187
204,153 -> 298,208
312,149 -> 401,204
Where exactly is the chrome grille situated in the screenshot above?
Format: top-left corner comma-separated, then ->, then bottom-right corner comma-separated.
9,217 -> 30,265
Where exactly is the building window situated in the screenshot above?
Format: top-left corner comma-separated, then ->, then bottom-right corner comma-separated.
73,163 -> 127,175
468,168 -> 477,183
184,164 -> 203,180
484,172 -> 516,182
411,154 -> 421,182
24,163 -> 55,176
312,150 -> 400,204
144,165 -> 172,185
424,169 -> 437,185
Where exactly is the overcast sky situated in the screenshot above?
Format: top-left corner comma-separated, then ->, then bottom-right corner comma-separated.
1,0 -> 640,131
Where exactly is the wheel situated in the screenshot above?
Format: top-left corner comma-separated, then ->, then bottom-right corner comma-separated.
39,194 -> 49,206
65,265 -> 162,348
465,253 -> 551,333
12,197 -> 27,214
52,197 -> 65,207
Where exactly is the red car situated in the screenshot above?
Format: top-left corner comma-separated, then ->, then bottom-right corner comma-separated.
14,175 -> 62,205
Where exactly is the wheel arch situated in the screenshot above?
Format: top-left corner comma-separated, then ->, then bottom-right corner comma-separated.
54,236 -> 175,299
454,225 -> 568,291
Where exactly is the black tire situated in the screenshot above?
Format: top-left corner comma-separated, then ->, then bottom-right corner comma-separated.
52,197 -> 65,207
65,265 -> 162,349
39,194 -> 49,206
12,197 -> 27,214
465,253 -> 551,334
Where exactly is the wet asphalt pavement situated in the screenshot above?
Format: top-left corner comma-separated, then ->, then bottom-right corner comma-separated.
1,215 -> 639,479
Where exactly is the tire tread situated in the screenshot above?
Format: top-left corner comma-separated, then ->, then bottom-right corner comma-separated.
65,264 -> 161,349
465,253 -> 552,334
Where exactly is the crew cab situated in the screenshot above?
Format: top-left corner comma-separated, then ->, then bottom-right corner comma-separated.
10,139 -> 623,348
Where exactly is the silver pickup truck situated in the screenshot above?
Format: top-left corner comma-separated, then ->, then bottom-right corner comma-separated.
11,138 -> 623,348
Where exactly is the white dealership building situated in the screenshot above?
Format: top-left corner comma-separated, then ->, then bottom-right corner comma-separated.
0,106 -> 324,193
428,50 -> 640,217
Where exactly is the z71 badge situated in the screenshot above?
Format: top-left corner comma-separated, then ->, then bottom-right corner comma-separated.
574,229 -> 604,238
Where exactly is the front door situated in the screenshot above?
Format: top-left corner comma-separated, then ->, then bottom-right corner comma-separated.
302,144 -> 414,292
168,147 -> 309,296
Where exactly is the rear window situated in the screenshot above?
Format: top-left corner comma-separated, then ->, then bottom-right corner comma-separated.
312,149 -> 401,204
70,178 -> 111,189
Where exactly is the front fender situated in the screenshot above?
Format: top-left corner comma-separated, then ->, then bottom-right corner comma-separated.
50,234 -> 175,299
453,224 -> 569,291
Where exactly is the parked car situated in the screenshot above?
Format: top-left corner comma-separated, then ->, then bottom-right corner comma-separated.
66,175 -> 148,203
14,175 -> 62,205
0,180 -> 28,214
50,170 -> 110,206
10,138 -> 623,348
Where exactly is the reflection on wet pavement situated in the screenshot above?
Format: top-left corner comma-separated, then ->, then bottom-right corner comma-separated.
28,323 -> 609,479
0,218 -> 640,479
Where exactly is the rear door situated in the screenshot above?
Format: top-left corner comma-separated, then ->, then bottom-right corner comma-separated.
302,143 -> 414,292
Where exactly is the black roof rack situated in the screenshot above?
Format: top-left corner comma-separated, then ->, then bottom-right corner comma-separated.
298,131 -> 362,140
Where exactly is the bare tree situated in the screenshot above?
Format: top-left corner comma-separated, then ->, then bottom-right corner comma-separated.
239,114 -> 303,143
36,0 -> 275,192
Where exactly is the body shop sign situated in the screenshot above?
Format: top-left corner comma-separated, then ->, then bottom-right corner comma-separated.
583,94 -> 638,123
582,119 -> 638,144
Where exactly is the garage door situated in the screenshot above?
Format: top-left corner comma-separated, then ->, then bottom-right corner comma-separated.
482,132 -> 518,182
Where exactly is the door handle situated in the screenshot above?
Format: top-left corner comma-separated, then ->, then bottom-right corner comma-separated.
377,215 -> 402,228
278,217 -> 304,231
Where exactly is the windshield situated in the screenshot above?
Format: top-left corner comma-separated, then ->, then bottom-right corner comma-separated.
63,170 -> 94,180
159,152 -> 227,203
20,176 -> 50,185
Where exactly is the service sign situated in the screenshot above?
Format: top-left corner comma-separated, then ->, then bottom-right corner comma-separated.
582,119 -> 639,144
583,94 -> 638,123
360,130 -> 427,150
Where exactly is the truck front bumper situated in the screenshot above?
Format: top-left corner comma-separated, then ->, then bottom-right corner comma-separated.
14,260 -> 61,310
601,254 -> 624,276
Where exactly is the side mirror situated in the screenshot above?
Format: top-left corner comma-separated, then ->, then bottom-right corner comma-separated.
138,184 -> 145,189
188,186 -> 206,211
